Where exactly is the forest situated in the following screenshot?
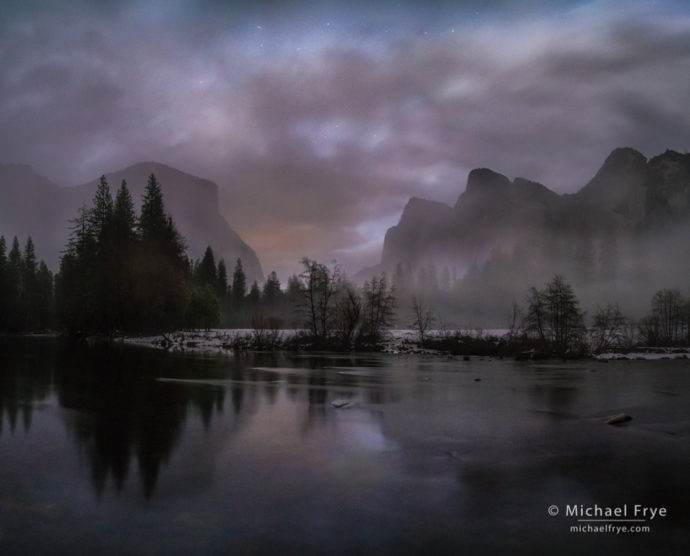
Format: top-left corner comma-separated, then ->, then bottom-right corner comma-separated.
1,172 -> 689,357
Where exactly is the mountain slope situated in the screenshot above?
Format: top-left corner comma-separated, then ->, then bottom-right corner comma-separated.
0,162 -> 264,283
381,148 -> 690,272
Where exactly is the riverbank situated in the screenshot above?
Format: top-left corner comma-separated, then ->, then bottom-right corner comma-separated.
122,329 -> 690,361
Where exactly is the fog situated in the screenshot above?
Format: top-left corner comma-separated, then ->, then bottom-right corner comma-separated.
1,1 -> 690,278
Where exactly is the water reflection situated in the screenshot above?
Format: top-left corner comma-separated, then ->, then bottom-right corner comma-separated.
2,338 -> 689,554
0,337 -> 55,435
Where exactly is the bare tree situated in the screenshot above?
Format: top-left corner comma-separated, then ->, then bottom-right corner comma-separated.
523,275 -> 585,355
506,300 -> 523,342
411,295 -> 435,345
523,286 -> 546,342
651,288 -> 684,345
299,258 -> 340,342
590,303 -> 627,353
361,273 -> 396,343
543,275 -> 585,353
334,281 -> 362,348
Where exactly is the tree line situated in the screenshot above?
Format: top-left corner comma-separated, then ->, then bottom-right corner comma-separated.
53,173 -> 296,336
2,171 -> 689,357
2,173 -> 398,344
0,235 -> 54,333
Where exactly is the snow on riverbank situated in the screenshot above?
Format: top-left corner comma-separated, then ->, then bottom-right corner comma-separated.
123,328 -> 690,361
123,328 -> 486,355
595,348 -> 690,361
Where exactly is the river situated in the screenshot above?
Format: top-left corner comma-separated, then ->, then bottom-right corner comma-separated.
1,336 -> 688,554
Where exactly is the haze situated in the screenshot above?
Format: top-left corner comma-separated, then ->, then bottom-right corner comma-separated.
1,0 -> 689,278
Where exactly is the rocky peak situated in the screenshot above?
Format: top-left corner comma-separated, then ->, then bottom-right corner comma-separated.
576,147 -> 648,226
464,168 -> 511,195
600,147 -> 647,172
645,150 -> 690,224
401,197 -> 453,222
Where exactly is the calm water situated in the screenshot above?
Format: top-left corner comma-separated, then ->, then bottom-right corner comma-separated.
1,337 -> 689,555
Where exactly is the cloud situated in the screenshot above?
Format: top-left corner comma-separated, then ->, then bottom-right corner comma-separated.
1,1 -> 689,277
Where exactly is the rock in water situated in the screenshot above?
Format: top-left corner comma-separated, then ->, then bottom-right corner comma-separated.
604,413 -> 632,425
330,400 -> 355,409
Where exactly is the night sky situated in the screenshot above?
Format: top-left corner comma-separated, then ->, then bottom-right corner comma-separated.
2,0 -> 689,277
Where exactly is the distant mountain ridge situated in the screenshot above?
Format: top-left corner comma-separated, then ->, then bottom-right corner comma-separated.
381,147 -> 690,271
0,162 -> 263,283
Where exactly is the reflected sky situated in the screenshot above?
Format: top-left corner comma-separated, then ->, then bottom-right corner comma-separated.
1,337 -> 689,554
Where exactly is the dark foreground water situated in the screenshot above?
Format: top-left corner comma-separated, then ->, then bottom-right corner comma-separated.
1,337 -> 689,555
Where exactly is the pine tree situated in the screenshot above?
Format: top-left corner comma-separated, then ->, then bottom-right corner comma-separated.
247,281 -> 261,315
56,206 -> 96,335
90,175 -> 114,242
198,246 -> 217,288
232,258 -> 246,317
111,180 -> 138,331
35,261 -> 54,331
113,180 -> 137,242
21,237 -> 38,331
6,237 -> 22,332
139,174 -> 167,242
131,175 -> 189,332
0,236 -> 6,330
216,259 -> 228,299
262,271 -> 282,314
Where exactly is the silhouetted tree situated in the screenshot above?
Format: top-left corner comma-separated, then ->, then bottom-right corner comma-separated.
0,236 -> 6,330
262,271 -> 281,313
187,284 -> 221,330
523,275 -> 585,355
361,273 -> 395,343
591,303 -> 627,353
198,246 -> 217,288
523,286 -> 547,343
247,281 -> 261,316
334,280 -> 362,348
649,288 -> 685,345
232,258 -> 246,318
216,259 -> 228,299
299,258 -> 340,342
57,173 -> 190,335
6,238 -> 22,332
112,180 -> 138,330
411,295 -> 435,345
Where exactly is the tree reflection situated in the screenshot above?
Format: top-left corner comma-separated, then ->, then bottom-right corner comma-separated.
0,337 -> 54,436
56,343 -> 226,498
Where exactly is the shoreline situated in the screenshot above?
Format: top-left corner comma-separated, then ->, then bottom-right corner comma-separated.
120,329 -> 690,361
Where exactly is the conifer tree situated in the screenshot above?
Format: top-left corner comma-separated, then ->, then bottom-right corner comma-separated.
35,261 -> 54,331
232,258 -> 246,315
21,237 -> 38,331
90,175 -> 114,242
113,180 -> 137,242
216,259 -> 228,299
0,236 -> 7,330
111,180 -> 138,330
198,246 -> 217,288
6,237 -> 22,332
262,271 -> 282,314
139,174 -> 167,242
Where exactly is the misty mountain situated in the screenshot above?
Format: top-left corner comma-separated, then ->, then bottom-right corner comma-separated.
382,147 -> 690,270
377,148 -> 690,323
0,162 -> 263,283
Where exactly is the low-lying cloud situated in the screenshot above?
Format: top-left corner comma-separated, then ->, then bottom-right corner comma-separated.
1,0 -> 689,278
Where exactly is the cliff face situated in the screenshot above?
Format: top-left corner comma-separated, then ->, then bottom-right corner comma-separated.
380,148 -> 690,271
0,162 -> 264,282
